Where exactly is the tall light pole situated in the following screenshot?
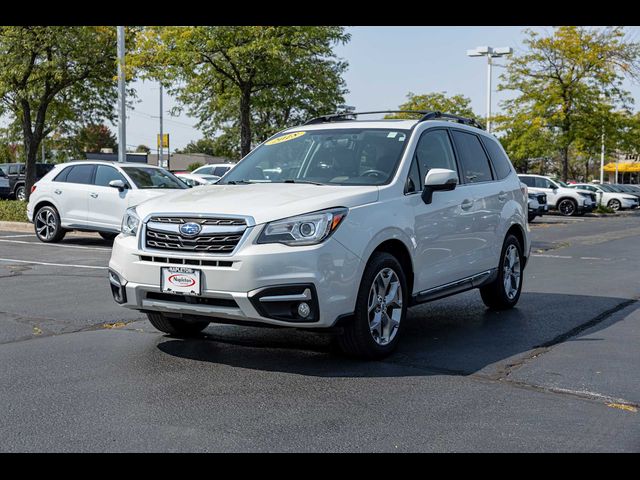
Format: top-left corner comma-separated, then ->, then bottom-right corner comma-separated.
159,83 -> 164,168
467,46 -> 512,133
117,26 -> 126,163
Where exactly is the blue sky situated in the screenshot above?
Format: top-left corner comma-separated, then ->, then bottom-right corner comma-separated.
23,26 -> 640,153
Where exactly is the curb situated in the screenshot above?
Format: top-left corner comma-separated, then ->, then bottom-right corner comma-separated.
0,221 -> 32,232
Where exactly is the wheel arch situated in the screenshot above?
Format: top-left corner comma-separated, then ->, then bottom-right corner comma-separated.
366,238 -> 414,298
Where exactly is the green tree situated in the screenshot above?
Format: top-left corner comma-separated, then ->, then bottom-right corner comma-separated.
132,26 -> 350,157
176,138 -> 230,158
135,144 -> 151,153
386,92 -> 480,121
497,27 -> 640,181
0,26 -> 132,199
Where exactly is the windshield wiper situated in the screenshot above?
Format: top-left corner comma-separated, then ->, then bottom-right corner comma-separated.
225,180 -> 254,185
281,179 -> 326,185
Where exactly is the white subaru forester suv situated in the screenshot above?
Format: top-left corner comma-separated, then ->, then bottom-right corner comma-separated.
109,111 -> 531,359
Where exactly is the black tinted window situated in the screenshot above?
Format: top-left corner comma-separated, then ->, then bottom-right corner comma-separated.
519,176 -> 535,187
406,156 -> 421,194
481,137 -> 512,180
414,130 -> 458,181
213,166 -> 230,176
94,165 -> 127,187
451,130 -> 493,183
53,167 -> 72,182
8,165 -> 18,175
65,164 -> 95,185
534,177 -> 552,189
122,167 -> 186,189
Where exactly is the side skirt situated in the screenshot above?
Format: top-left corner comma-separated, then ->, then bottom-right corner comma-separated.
410,269 -> 497,306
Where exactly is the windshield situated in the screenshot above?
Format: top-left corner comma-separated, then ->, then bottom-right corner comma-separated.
555,180 -> 569,187
220,128 -> 410,186
598,184 -> 614,192
122,166 -> 187,190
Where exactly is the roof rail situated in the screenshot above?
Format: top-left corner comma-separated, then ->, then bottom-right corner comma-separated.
417,111 -> 485,130
303,110 -> 484,130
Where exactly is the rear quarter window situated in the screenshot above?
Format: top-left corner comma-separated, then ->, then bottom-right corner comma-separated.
450,130 -> 494,184
481,136 -> 513,180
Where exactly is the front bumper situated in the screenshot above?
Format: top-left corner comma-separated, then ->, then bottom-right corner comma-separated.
108,228 -> 362,329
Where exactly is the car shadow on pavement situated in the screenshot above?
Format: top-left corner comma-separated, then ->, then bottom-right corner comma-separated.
155,290 -> 633,378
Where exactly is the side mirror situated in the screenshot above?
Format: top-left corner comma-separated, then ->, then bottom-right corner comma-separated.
422,168 -> 458,204
109,179 -> 127,191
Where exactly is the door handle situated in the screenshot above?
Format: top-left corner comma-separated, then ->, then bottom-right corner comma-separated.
461,199 -> 474,210
90,192 -> 98,198
498,191 -> 508,202
54,189 -> 62,195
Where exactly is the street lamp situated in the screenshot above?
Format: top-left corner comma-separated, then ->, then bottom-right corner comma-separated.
467,46 -> 513,133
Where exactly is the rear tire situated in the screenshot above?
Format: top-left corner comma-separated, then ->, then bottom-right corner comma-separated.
15,185 -> 26,201
99,232 -> 118,241
337,252 -> 408,359
34,205 -> 66,243
147,312 -> 209,337
480,234 -> 523,310
528,213 -> 537,223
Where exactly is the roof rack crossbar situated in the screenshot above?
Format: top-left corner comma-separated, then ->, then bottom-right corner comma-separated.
303,110 -> 484,130
303,110 -> 430,125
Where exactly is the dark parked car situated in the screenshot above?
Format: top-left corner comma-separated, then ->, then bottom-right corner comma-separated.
0,163 -> 55,201
0,167 -> 10,198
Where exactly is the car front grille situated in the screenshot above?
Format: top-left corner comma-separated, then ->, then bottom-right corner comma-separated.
144,216 -> 247,254
537,194 -> 547,204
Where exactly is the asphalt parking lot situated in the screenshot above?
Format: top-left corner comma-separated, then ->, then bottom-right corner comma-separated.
1,212 -> 639,452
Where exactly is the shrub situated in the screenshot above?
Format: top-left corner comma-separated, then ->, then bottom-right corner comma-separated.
0,200 -> 28,222
187,162 -> 203,172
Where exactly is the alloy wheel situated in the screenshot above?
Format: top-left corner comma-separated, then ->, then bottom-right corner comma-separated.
558,199 -> 575,216
503,244 -> 521,300
368,267 -> 403,346
16,186 -> 26,201
35,208 -> 57,241
609,199 -> 621,211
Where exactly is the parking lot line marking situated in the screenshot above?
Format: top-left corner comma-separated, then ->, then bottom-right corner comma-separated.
0,239 -> 111,252
0,234 -> 37,238
531,254 -> 573,259
0,258 -> 107,270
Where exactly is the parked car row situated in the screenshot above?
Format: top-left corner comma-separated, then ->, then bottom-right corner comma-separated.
0,162 -> 55,200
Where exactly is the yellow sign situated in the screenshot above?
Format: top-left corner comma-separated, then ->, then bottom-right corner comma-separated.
157,134 -> 169,149
265,131 -> 305,145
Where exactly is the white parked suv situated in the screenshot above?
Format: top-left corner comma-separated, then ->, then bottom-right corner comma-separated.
108,111 -> 531,358
568,183 -> 638,211
518,174 -> 597,216
27,161 -> 187,242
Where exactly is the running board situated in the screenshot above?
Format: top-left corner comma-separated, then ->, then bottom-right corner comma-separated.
411,269 -> 497,306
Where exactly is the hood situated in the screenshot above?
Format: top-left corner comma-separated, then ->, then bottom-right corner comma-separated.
133,183 -> 379,225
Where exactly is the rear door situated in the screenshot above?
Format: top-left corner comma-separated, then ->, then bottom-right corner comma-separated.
87,165 -> 131,231
52,164 -> 95,225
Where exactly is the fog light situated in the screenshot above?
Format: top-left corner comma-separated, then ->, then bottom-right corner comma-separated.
297,302 -> 311,318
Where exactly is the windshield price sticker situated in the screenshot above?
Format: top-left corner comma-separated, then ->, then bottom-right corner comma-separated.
265,131 -> 306,145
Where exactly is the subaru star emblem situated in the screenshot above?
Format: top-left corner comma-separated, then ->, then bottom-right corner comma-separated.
180,222 -> 202,237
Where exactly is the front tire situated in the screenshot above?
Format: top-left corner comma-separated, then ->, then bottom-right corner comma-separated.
99,232 -> 118,241
34,205 -> 66,243
608,199 -> 621,211
337,252 -> 408,359
480,234 -> 523,310
557,198 -> 577,216
147,312 -> 209,337
528,212 -> 537,223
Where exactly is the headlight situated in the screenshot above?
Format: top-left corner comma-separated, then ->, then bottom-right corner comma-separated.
121,207 -> 140,237
257,207 -> 348,246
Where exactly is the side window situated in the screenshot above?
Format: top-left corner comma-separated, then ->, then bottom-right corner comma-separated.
213,166 -> 229,176
94,165 -> 127,187
405,156 -> 421,194
8,165 -> 17,175
65,164 -> 95,185
19,164 -> 26,174
519,176 -> 535,188
53,167 -> 72,182
481,136 -> 513,180
450,130 -> 493,183
534,177 -> 551,189
414,129 -> 458,184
